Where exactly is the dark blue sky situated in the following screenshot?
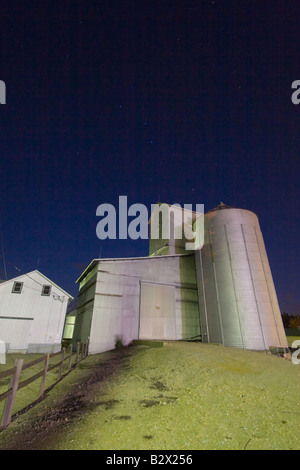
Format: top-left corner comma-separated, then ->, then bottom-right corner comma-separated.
0,0 -> 299,314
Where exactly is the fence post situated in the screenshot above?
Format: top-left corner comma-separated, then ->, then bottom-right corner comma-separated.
76,342 -> 80,364
1,358 -> 23,429
39,354 -> 50,397
68,344 -> 72,371
58,348 -> 65,379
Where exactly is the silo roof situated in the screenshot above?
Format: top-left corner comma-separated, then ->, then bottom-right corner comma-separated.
207,202 -> 235,212
207,202 -> 258,218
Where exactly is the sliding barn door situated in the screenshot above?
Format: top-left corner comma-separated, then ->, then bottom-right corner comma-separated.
139,283 -> 176,340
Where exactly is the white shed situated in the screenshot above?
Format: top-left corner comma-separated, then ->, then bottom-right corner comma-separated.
0,270 -> 74,353
74,254 -> 199,355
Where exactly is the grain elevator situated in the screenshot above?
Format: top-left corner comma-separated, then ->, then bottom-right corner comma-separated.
72,202 -> 288,354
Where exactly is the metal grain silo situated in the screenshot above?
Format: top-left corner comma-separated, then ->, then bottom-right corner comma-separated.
195,203 -> 288,350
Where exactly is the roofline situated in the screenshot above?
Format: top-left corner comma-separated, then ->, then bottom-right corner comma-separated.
0,270 -> 74,299
76,253 -> 194,283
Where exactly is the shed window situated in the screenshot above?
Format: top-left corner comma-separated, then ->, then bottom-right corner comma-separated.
12,281 -> 23,294
41,285 -> 51,296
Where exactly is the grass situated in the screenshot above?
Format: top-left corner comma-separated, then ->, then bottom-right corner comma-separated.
287,336 -> 300,348
1,341 -> 299,450
0,350 -> 79,418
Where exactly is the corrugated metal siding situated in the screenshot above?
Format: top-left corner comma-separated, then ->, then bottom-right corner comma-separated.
86,255 -> 199,355
253,226 -> 288,348
195,244 -> 223,344
72,266 -> 98,349
195,208 -> 288,350
178,256 -> 200,340
211,224 -> 244,348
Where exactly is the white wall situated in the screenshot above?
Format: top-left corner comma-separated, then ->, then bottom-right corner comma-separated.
87,255 -> 199,355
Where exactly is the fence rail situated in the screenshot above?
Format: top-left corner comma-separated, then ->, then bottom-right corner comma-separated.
0,342 -> 88,430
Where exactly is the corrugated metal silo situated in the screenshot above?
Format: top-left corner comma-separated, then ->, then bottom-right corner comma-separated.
195,203 -> 288,350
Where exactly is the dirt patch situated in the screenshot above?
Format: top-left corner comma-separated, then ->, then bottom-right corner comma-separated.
139,399 -> 160,408
158,396 -> 178,404
95,399 -> 120,410
139,395 -> 178,408
150,380 -> 169,392
113,415 -> 131,421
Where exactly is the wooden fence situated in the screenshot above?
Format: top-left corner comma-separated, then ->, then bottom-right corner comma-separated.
0,341 -> 88,430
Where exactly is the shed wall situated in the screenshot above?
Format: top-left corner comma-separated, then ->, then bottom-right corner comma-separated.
87,255 -> 199,354
72,264 -> 98,348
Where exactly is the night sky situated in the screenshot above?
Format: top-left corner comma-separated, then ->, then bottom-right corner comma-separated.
0,1 -> 299,314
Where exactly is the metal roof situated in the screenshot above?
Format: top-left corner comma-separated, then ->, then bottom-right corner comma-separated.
76,253 -> 194,283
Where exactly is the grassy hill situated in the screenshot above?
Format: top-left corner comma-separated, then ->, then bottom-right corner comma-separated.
0,341 -> 299,450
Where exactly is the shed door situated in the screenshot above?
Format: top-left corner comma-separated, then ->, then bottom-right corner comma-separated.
139,283 -> 176,340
